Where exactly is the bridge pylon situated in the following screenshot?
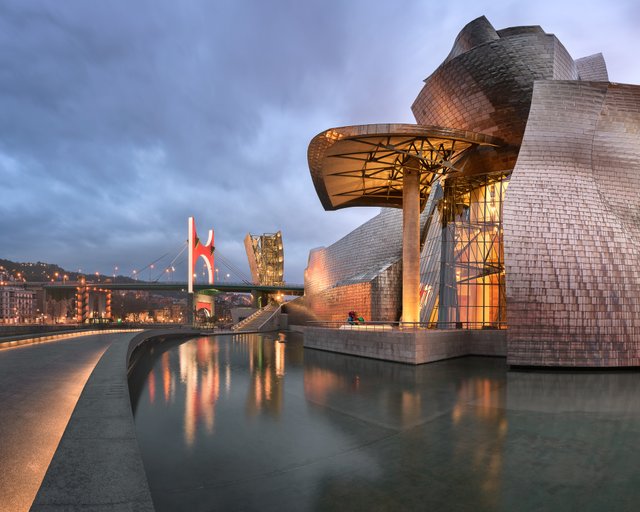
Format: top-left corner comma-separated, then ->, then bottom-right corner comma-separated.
188,217 -> 216,322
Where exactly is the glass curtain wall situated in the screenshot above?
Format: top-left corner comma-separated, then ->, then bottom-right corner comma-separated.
420,173 -> 509,329
418,182 -> 443,325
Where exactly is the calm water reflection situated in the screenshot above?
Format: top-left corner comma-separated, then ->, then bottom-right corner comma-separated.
130,333 -> 640,512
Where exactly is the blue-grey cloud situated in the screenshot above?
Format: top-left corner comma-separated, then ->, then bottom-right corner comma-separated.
1,0 -> 638,282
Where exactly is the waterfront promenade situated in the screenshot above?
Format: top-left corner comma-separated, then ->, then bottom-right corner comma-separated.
0,332 -> 119,511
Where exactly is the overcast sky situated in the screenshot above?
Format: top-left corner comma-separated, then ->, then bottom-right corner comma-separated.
1,0 -> 638,283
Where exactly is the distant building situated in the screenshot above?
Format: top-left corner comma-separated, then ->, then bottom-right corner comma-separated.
244,232 -> 284,286
0,286 -> 36,323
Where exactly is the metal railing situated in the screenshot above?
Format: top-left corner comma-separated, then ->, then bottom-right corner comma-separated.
306,320 -> 506,331
231,303 -> 280,332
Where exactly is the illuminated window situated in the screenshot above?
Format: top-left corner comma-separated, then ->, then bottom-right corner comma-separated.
420,173 -> 509,329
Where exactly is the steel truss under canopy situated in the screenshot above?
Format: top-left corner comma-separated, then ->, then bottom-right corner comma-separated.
308,124 -> 501,211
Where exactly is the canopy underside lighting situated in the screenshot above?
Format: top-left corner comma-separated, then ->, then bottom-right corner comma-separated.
308,124 -> 502,210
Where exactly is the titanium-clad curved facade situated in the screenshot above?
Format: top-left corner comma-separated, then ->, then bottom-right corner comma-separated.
412,16 -> 577,146
505,81 -> 640,366
305,16 -> 640,366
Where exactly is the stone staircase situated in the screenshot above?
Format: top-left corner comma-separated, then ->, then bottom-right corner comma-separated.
231,303 -> 280,332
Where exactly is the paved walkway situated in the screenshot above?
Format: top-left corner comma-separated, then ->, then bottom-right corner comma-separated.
0,332 -> 134,512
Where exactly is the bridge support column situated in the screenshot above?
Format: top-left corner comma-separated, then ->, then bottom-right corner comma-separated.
42,288 -> 47,324
251,290 -> 269,309
194,293 -> 215,324
186,294 -> 194,325
106,291 -> 112,320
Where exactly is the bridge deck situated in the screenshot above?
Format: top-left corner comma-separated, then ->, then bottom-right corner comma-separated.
25,282 -> 304,295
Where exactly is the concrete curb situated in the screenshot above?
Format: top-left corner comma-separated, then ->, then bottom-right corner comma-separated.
31,329 -> 201,511
0,329 -> 140,351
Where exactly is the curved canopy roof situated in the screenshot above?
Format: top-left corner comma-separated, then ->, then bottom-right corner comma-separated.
308,123 -> 502,211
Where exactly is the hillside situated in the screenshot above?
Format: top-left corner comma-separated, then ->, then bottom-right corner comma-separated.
0,258 -> 133,283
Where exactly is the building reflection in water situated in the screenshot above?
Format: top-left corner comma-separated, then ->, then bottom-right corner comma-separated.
451,376 -> 507,509
147,367 -> 156,405
243,334 -> 286,419
132,338 -> 640,511
302,350 -> 506,509
303,350 -> 433,429
179,338 -> 220,446
142,334 -> 289,448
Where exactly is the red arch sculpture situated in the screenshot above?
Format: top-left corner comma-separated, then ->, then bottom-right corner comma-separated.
188,216 -> 215,294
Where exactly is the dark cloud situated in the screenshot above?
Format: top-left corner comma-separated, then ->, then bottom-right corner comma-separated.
1,0 -> 638,282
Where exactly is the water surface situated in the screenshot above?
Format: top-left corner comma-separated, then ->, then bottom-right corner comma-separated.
130,333 -> 640,511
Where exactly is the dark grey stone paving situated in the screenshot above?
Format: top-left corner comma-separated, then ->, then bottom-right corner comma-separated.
30,331 -> 153,511
0,332 -> 118,511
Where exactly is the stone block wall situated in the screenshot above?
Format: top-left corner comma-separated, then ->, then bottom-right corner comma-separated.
303,327 -> 506,365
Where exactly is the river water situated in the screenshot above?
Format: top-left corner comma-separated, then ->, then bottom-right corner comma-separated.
129,332 -> 640,511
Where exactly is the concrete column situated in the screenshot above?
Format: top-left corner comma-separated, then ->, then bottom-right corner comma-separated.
186,293 -> 194,325
402,161 -> 421,324
251,290 -> 268,309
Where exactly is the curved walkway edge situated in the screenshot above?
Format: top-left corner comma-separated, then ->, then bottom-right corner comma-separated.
31,328 -> 201,511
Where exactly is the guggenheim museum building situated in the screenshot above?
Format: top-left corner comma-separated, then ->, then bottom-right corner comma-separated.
302,16 -> 640,367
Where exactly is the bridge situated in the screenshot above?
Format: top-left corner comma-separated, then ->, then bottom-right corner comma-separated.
29,281 -> 304,295
24,280 -> 303,325
7,218 -> 304,325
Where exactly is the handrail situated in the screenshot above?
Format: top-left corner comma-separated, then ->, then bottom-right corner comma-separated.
306,320 -> 506,331
231,303 -> 279,331
255,303 -> 282,331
